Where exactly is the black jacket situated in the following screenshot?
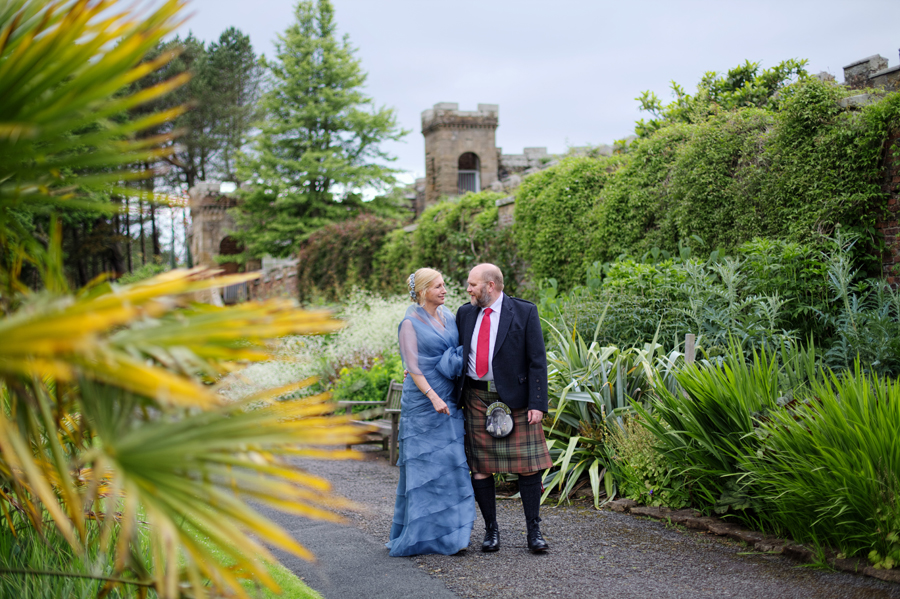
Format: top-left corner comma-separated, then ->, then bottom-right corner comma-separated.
455,295 -> 549,413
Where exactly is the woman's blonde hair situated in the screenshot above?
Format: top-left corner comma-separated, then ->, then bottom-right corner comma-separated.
408,267 -> 442,304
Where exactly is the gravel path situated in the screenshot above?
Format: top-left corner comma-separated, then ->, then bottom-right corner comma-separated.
271,446 -> 900,599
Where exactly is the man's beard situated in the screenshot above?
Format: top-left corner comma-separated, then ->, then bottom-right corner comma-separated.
470,288 -> 490,308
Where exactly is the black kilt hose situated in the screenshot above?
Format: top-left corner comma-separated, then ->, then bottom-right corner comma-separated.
463,385 -> 553,474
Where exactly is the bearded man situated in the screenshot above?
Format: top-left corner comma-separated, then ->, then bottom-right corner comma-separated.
455,263 -> 552,553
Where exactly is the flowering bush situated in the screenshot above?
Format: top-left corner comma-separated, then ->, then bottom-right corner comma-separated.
221,287 -> 468,401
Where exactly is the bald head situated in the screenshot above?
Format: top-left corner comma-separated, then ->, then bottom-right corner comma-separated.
467,263 -> 504,308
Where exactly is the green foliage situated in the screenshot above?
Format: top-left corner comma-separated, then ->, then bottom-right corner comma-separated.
370,227 -> 414,295
205,27 -> 264,182
541,309 -> 685,508
635,59 -> 808,136
514,156 -> 622,289
115,261 -> 169,285
330,353 -> 403,408
232,0 -> 406,258
608,415 -> 690,508
588,77 -> 900,270
588,125 -> 691,261
817,233 -> 900,375
541,235 -> 900,368
0,509 -> 150,598
744,362 -> 900,564
413,190 -> 519,292
635,341 -> 818,520
296,214 -> 400,302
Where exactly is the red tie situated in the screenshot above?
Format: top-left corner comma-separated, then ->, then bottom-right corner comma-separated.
476,308 -> 492,378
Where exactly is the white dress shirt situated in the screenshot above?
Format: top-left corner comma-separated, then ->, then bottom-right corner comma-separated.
467,293 -> 504,380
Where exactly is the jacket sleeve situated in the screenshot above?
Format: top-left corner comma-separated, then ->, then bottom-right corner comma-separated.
524,303 -> 549,413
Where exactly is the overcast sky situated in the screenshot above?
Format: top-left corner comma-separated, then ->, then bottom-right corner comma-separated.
171,0 -> 900,184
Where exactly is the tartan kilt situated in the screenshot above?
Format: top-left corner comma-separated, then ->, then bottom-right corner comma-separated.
463,385 -> 553,474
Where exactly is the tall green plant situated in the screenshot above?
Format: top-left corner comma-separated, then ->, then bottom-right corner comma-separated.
744,362 -> 900,565
635,341 -> 817,519
541,309 -> 684,508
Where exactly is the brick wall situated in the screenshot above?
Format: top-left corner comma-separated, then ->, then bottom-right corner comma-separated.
877,129 -> 900,286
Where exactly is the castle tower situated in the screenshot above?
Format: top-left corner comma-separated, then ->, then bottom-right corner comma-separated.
421,102 -> 499,209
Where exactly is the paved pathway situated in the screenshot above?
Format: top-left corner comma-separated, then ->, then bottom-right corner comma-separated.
258,447 -> 900,599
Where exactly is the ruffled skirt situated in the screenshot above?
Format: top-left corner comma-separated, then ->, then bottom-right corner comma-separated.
386,386 -> 475,557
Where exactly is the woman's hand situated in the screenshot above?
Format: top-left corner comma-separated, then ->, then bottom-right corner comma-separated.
430,396 -> 450,415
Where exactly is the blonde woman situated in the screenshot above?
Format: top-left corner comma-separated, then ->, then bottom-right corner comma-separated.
386,268 -> 475,556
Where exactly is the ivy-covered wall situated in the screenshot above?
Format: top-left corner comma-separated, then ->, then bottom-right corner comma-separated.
296,214 -> 399,302
512,79 -> 900,290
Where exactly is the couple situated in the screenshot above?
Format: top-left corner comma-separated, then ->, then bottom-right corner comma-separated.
386,263 -> 553,557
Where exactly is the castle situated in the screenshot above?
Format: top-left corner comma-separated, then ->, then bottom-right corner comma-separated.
405,102 -> 612,228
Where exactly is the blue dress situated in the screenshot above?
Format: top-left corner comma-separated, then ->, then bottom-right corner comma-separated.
386,305 -> 475,557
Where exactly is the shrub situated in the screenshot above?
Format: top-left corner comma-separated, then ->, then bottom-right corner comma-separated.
635,342 -> 818,521
413,190 -> 520,292
297,214 -> 400,302
370,227 -> 414,295
587,78 -> 900,269
817,233 -> 900,376
331,353 -> 404,409
608,415 -> 690,509
587,125 -> 691,264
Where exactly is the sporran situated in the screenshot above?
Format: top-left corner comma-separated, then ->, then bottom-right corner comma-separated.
484,400 -> 513,438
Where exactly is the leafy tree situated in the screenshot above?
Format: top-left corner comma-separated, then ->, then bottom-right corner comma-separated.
635,59 -> 808,136
233,0 -> 406,258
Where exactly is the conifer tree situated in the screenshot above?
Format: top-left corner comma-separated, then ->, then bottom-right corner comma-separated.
233,0 -> 405,258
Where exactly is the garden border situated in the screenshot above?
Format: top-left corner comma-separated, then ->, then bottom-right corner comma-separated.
604,498 -> 900,585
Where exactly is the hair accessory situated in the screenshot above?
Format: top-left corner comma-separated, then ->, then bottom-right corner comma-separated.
408,273 -> 417,300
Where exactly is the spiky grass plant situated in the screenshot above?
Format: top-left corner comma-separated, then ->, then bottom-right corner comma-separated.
635,340 -> 818,519
542,308 -> 687,508
743,362 -> 900,566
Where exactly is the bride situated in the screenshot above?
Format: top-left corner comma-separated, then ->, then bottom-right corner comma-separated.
386,268 -> 475,556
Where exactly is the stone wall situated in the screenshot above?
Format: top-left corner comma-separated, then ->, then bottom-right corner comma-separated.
247,259 -> 299,302
496,195 -> 516,228
844,51 -> 900,92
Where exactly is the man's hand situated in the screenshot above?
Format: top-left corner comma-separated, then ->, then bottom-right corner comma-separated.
527,409 -> 543,425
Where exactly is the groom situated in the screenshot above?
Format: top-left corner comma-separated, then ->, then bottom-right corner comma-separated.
455,263 -> 553,554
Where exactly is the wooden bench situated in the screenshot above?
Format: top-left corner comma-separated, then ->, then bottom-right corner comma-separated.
337,380 -> 403,465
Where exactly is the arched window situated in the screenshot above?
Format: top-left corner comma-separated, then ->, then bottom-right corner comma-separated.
218,236 -> 242,275
458,152 -> 480,194
219,236 -> 246,304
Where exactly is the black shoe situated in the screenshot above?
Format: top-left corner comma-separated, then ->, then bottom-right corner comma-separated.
527,521 -> 549,553
481,522 -> 500,552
